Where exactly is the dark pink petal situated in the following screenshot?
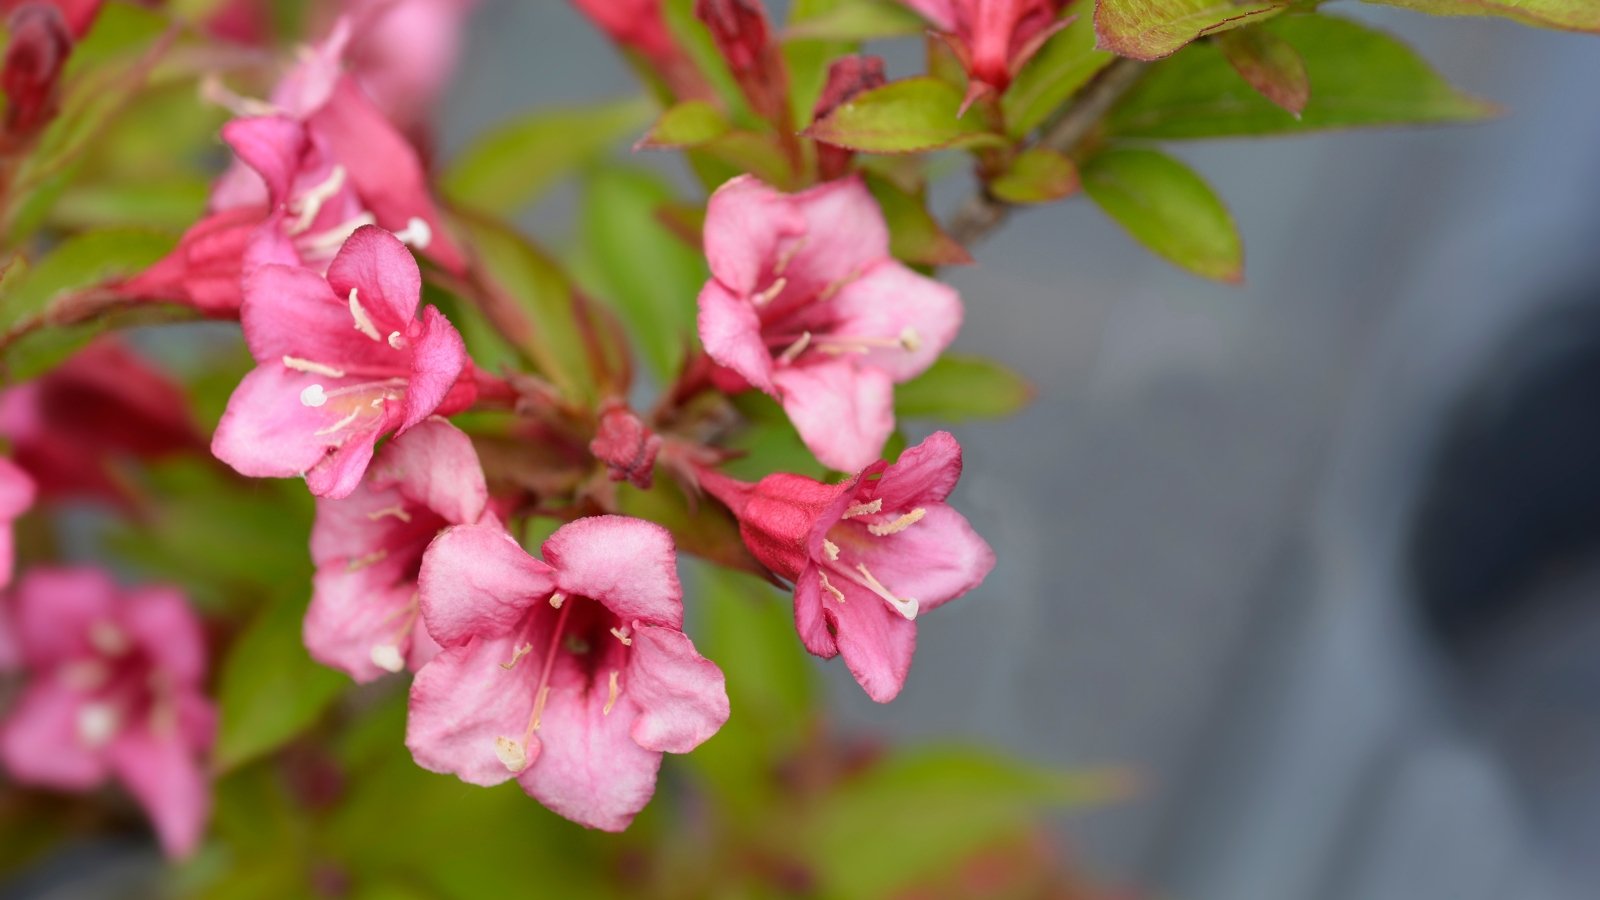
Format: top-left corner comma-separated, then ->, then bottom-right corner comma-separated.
773,362 -> 895,472
541,516 -> 683,629
238,263 -> 388,370
850,504 -> 994,615
107,724 -> 210,858
0,677 -> 108,788
220,116 -> 306,206
301,402 -> 399,499
784,177 -> 891,300
417,523 -> 555,646
122,207 -> 260,315
869,430 -> 964,509
697,279 -> 774,393
269,14 -> 350,116
823,575 -> 918,703
12,567 -> 117,666
702,174 -> 804,295
792,564 -> 839,658
120,587 -> 207,686
305,567 -> 423,682
401,305 -> 469,433
369,417 -> 488,525
515,683 -> 661,832
625,624 -> 729,754
0,457 -> 32,589
406,633 -> 539,786
324,225 -> 423,338
821,259 -> 962,382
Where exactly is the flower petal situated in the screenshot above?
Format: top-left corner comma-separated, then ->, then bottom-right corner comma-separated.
773,362 -> 895,473
417,523 -> 554,646
516,682 -> 661,832
541,517 -> 683,629
792,563 -> 839,659
851,504 -> 994,614
625,625 -> 729,754
123,207 -> 260,315
12,567 -> 117,666
825,575 -> 918,703
306,567 -> 424,682
401,306 -> 469,433
210,366 -> 354,483
368,417 -> 487,525
238,263 -> 390,370
785,176 -> 890,299
121,586 -> 207,686
698,279 -> 775,394
107,723 -> 211,858
406,633 -> 538,787
324,224 -> 423,337
818,259 -> 961,382
220,116 -> 306,207
0,677 -> 108,789
702,174 -> 804,295
869,430 -> 965,508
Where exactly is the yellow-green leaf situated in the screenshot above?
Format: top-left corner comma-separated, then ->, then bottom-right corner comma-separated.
1095,0 -> 1287,61
806,77 -> 1003,154
1081,147 -> 1243,282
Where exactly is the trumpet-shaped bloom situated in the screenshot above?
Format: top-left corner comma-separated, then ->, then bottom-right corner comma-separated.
698,175 -> 962,471
0,568 -> 214,857
407,515 -> 728,831
0,457 -> 33,591
698,432 -> 994,702
343,0 -> 478,136
307,418 -> 487,681
900,0 -> 1067,102
211,225 -> 475,499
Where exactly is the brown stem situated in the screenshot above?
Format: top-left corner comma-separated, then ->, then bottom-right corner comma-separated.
947,57 -> 1148,248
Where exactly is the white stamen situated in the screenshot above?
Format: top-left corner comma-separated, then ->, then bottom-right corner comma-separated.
315,408 -> 364,436
855,563 -> 919,620
603,670 -> 621,715
823,538 -> 840,561
199,74 -> 278,117
349,288 -> 382,341
549,592 -> 565,609
868,508 -> 926,536
777,331 -> 812,365
297,213 -> 377,257
287,165 -> 347,235
499,642 -> 534,671
899,327 -> 922,352
347,549 -> 388,572
772,238 -> 805,276
300,383 -> 328,407
387,331 -> 406,350
366,505 -> 412,523
393,217 -> 432,249
370,644 -> 405,673
818,570 -> 846,603
284,356 -> 347,378
843,499 -> 882,519
754,276 -> 788,306
76,703 -> 120,748
609,626 -> 633,647
89,621 -> 129,656
494,736 -> 527,773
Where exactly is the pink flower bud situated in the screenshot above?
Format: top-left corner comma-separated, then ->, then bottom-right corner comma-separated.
589,403 -> 663,489
1,3 -> 72,142
812,55 -> 886,180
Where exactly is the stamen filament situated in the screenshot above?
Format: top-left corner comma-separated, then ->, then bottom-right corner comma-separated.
818,570 -> 845,603
777,331 -> 812,365
521,601 -> 573,745
349,288 -> 382,341
868,508 -> 926,536
366,505 -> 412,523
287,165 -> 347,235
283,356 -> 347,378
609,626 -> 632,647
603,670 -> 621,715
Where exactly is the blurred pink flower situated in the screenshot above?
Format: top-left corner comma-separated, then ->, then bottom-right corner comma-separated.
406,515 -> 728,831
343,0 -> 478,137
569,0 -> 709,100
901,0 -> 1067,103
211,225 -> 475,499
697,175 -> 962,471
0,568 -> 214,857
698,432 -> 994,702
0,457 -> 33,592
307,417 -> 488,682
0,0 -> 99,37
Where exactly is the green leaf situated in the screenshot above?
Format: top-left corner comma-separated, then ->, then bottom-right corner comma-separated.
805,77 -> 1003,154
988,147 -> 1079,205
639,100 -> 730,148
783,0 -> 854,125
1000,14 -> 1113,138
213,592 -> 347,773
1095,0 -> 1287,60
1081,147 -> 1243,282
783,0 -> 926,40
1107,14 -> 1496,139
1215,26 -> 1310,116
1362,0 -> 1599,32
440,99 -> 652,215
575,167 -> 706,383
896,354 -> 1034,420
52,176 -> 209,231
808,747 -> 1131,900
0,227 -> 175,333
863,173 -> 973,267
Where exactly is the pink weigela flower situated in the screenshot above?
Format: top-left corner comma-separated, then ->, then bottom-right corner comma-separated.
900,0 -> 1067,104
698,431 -> 994,702
698,175 -> 962,472
406,515 -> 729,831
306,417 -> 487,682
0,457 -> 33,591
211,224 -> 475,499
0,568 -> 215,857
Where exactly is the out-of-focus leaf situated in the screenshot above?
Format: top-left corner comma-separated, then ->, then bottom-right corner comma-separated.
723,391 -> 830,481
0,228 -> 175,333
1094,0 -> 1287,60
807,748 -> 1131,900
441,99 -> 652,215
1363,0 -> 1599,31
784,0 -> 926,40
52,176 -> 210,230
896,354 -> 1034,420
616,477 -> 764,576
784,0 -> 853,125
576,167 -> 706,383
639,99 -> 731,148
806,77 -> 1003,154
1081,147 -> 1242,282
864,173 -> 972,267
689,130 -> 798,189
988,147 -> 1079,205
1215,26 -> 1309,115
213,592 -> 347,773
1000,14 -> 1112,137
1108,15 -> 1496,139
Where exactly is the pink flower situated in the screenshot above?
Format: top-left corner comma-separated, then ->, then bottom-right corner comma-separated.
901,0 -> 1067,102
698,175 -> 962,471
342,0 -> 478,137
0,568 -> 215,857
698,432 -> 994,702
211,224 -> 475,499
569,0 -> 709,100
306,417 -> 487,682
406,515 -> 729,831
0,457 -> 33,591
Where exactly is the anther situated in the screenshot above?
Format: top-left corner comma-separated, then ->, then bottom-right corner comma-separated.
603,670 -> 621,715
348,288 -> 381,341
494,736 -> 527,773
549,592 -> 565,609
868,508 -> 926,536
823,538 -> 840,561
609,626 -> 633,647
76,703 -> 120,748
899,327 -> 922,352
500,642 -> 534,670
366,505 -> 412,523
370,644 -> 405,673
819,570 -> 845,603
387,331 -> 406,350
754,277 -> 788,306
300,384 -> 328,408
843,499 -> 882,519
393,217 -> 432,249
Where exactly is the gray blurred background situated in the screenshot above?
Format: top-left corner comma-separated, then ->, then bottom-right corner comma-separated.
447,5 -> 1600,899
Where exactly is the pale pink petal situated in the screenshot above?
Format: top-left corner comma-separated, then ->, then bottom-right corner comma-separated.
406,634 -> 538,786
12,567 -> 117,666
120,587 -> 207,686
697,280 -> 774,393
220,116 -> 306,206
308,472 -> 407,567
792,564 -> 839,658
818,259 -> 961,381
0,458 -> 33,590
541,517 -> 683,629
702,175 -> 805,295
301,402 -> 398,499
107,724 -> 211,858
270,15 -> 351,116
625,625 -> 728,754
238,263 -> 389,370
851,504 -> 994,614
825,576 -> 918,703
0,678 -> 108,789
369,417 -> 487,525
305,567 -> 422,682
209,159 -> 268,212
324,225 -> 422,337
417,523 -> 554,646
0,594 -> 17,671
515,686 -> 661,832
401,305 -> 469,433
785,177 -> 891,299
211,366 -> 354,482
773,362 -> 895,472
871,430 -> 965,508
